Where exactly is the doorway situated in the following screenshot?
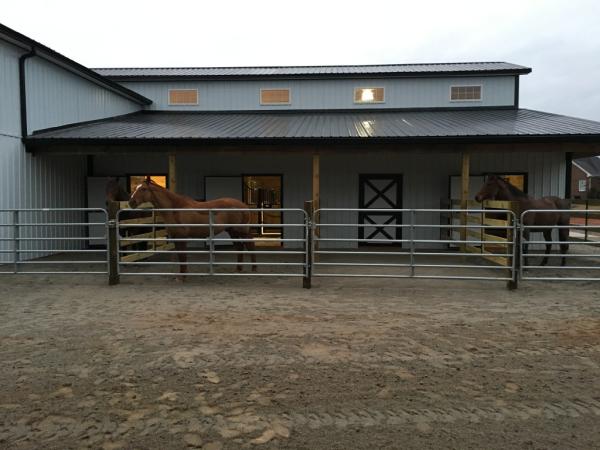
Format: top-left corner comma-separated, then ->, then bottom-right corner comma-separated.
358,174 -> 403,244
243,175 -> 283,244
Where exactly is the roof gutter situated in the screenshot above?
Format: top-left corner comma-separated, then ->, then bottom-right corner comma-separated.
19,47 -> 36,138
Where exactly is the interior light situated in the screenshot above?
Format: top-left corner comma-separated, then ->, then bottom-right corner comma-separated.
361,89 -> 375,102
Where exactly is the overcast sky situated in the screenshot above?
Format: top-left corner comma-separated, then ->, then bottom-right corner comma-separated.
3,0 -> 600,120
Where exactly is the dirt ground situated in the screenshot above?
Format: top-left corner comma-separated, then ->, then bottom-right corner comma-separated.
1,274 -> 599,450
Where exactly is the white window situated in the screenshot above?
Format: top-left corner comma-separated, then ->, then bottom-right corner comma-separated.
260,89 -> 291,105
354,87 -> 385,104
168,89 -> 199,105
579,179 -> 587,192
450,85 -> 482,102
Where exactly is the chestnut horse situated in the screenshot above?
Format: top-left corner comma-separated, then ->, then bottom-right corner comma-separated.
475,175 -> 571,266
128,178 -> 256,275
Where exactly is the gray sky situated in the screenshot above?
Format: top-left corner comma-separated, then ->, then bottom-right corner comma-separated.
3,0 -> 600,120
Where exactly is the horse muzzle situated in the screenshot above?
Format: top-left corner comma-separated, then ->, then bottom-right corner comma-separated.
128,199 -> 137,209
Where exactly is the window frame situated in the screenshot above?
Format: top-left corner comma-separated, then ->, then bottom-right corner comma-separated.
167,89 -> 199,106
354,87 -> 386,104
259,88 -> 292,106
449,84 -> 483,102
127,174 -> 169,192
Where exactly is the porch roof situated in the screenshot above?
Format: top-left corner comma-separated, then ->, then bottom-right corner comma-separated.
26,108 -> 600,146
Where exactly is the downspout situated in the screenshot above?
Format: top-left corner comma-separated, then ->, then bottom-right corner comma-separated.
19,47 -> 36,138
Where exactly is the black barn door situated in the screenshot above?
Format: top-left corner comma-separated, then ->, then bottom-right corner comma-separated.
358,174 -> 403,245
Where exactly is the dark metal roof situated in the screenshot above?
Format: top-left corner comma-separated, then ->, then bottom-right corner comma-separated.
26,109 -> 600,145
0,22 -> 152,105
93,62 -> 531,80
574,156 -> 600,176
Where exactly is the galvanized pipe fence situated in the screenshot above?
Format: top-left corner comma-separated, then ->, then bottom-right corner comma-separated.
1,206 -> 599,287
114,207 -> 310,283
313,208 -> 518,285
520,209 -> 600,282
0,208 -> 108,275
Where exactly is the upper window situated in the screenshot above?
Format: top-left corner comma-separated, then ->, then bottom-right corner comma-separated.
260,89 -> 291,105
354,87 -> 385,104
450,85 -> 482,102
168,89 -> 199,105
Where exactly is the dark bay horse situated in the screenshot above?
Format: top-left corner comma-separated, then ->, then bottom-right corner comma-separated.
105,177 -> 129,204
475,175 -> 571,266
129,178 -> 256,276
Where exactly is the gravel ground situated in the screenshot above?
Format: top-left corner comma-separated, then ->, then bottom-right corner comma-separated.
1,274 -> 599,449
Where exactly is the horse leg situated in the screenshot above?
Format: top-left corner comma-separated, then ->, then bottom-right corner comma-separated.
540,229 -> 552,266
227,230 -> 244,272
244,233 -> 257,272
558,226 -> 570,266
522,228 -> 530,268
174,241 -> 187,281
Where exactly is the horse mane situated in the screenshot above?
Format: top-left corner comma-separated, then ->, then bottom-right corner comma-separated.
496,176 -> 528,199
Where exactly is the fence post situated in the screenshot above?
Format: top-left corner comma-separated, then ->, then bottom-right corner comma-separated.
303,200 -> 313,289
507,212 -> 519,290
409,210 -> 415,277
208,210 -> 214,275
12,210 -> 19,274
107,201 -> 120,285
585,199 -> 589,241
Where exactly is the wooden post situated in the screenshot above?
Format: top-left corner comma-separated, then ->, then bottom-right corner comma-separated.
168,153 -> 177,193
460,152 -> 470,251
107,201 -> 120,285
312,153 -> 320,213
312,153 -> 320,259
303,200 -> 313,289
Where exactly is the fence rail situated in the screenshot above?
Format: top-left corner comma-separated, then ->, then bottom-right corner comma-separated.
115,208 -> 309,282
1,206 -> 600,287
520,209 -> 600,281
0,208 -> 108,275
312,208 -> 517,284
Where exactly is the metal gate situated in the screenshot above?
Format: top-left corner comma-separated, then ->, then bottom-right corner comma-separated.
115,208 -> 309,281
0,208 -> 109,275
520,209 -> 600,281
312,208 -> 517,282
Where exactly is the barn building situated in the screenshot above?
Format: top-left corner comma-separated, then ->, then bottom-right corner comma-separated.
3,22 -> 600,261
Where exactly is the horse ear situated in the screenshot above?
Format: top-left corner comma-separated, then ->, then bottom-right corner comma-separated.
145,175 -> 151,183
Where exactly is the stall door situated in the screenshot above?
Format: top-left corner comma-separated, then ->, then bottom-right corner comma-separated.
358,174 -> 402,244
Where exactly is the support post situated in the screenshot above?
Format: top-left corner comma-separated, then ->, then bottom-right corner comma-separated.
303,200 -> 313,289
312,153 -> 320,258
168,153 -> 177,193
108,201 -> 120,285
312,153 -> 320,212
12,210 -> 19,274
208,210 -> 214,275
460,152 -> 470,252
507,212 -> 519,290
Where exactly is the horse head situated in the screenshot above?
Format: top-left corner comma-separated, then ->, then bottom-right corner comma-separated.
474,175 -> 501,203
106,177 -> 129,204
129,176 -> 154,208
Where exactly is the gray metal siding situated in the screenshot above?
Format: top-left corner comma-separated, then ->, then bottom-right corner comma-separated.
119,76 -> 515,111
0,41 -> 22,138
0,41 -> 89,263
25,57 -> 142,134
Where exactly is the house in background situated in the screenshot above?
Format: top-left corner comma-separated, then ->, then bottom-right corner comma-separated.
572,156 -> 600,199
